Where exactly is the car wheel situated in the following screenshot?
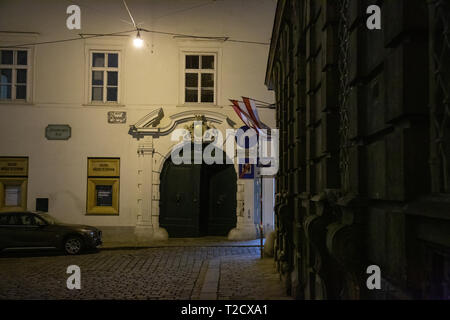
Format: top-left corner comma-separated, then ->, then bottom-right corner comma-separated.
64,236 -> 83,255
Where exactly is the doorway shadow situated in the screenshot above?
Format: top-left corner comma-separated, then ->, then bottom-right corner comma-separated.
160,146 -> 237,238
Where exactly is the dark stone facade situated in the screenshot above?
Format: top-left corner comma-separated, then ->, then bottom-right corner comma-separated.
265,0 -> 449,299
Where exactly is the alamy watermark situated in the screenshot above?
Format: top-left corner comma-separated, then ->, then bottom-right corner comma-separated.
66,5 -> 81,30
66,265 -> 81,290
366,265 -> 381,290
366,5 -> 381,30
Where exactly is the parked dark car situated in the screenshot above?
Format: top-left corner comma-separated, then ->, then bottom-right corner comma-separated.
0,211 -> 102,255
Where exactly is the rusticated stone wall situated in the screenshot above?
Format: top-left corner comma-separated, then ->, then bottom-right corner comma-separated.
266,0 -> 450,300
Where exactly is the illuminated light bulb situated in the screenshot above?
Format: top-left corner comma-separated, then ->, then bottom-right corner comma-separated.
133,31 -> 144,48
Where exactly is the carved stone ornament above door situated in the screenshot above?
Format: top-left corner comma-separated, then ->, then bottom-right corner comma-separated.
128,108 -> 232,140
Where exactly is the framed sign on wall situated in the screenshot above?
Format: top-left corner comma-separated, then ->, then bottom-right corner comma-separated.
86,158 -> 120,215
0,157 -> 28,212
45,125 -> 71,140
239,163 -> 255,179
107,111 -> 127,124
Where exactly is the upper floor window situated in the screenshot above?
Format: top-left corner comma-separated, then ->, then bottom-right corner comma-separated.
0,49 -> 30,101
89,51 -> 119,104
184,54 -> 216,104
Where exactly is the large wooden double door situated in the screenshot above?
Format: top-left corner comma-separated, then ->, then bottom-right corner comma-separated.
159,159 -> 237,237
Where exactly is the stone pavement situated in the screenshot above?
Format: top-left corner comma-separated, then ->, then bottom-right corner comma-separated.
0,238 -> 291,300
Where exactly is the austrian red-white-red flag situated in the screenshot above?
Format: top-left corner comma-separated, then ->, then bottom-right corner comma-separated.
230,97 -> 272,136
242,97 -> 264,129
229,99 -> 254,129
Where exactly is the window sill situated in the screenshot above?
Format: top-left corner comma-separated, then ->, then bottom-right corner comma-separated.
0,100 -> 34,106
83,103 -> 125,107
85,212 -> 119,216
178,103 -> 222,108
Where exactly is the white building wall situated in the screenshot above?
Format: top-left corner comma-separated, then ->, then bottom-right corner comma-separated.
262,177 -> 275,234
0,0 -> 277,240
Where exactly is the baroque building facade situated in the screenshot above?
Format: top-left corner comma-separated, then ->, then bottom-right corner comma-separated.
0,0 -> 277,243
266,0 -> 449,299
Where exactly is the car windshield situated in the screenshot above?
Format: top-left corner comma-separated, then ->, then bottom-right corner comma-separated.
37,213 -> 61,225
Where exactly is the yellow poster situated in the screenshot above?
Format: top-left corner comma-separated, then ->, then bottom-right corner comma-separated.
88,158 -> 120,177
0,157 -> 28,177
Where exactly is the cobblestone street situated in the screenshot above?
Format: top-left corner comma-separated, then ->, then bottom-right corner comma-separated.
0,240 -> 291,300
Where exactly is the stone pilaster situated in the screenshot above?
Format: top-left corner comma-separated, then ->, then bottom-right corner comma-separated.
135,137 -> 168,241
151,154 -> 168,240
227,163 -> 257,240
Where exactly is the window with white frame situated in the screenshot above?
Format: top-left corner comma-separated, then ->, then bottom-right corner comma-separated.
0,49 -> 30,101
89,51 -> 119,103
184,54 -> 216,104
